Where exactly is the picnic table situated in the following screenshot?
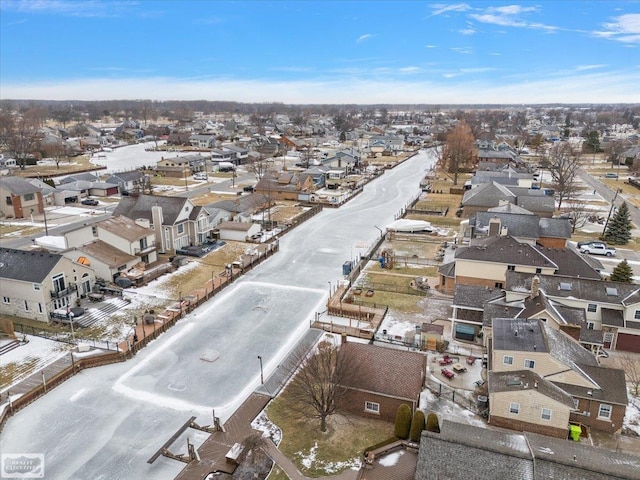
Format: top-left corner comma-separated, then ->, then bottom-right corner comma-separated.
439,355 -> 453,366
441,368 -> 455,379
452,363 -> 467,373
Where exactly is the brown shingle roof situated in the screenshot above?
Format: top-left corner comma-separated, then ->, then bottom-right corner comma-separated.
340,342 -> 425,400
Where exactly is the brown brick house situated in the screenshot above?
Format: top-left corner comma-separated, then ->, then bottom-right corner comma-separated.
336,342 -> 426,422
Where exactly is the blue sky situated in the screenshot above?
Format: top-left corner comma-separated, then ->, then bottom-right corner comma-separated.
1,1 -> 639,104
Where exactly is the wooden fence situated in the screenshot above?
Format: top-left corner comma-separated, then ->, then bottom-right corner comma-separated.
0,350 -> 127,431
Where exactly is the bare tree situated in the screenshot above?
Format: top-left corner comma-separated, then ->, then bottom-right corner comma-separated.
441,120 -> 475,185
616,353 -> 640,397
284,338 -> 363,432
564,199 -> 591,233
546,142 -> 581,209
606,140 -> 627,170
0,109 -> 41,170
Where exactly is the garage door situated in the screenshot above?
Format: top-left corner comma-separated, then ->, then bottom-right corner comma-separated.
616,333 -> 640,353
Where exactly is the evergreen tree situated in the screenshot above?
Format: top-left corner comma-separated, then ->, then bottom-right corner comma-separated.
604,201 -> 632,245
394,404 -> 412,439
425,412 -> 440,433
609,259 -> 634,283
409,410 -> 425,442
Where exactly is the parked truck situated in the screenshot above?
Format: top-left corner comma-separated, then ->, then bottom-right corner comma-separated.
580,242 -> 616,257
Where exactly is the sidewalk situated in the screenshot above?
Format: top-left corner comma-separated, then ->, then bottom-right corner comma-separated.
262,442 -> 359,480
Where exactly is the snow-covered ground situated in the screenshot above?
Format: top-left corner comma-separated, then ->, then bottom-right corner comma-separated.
0,149 -> 438,480
0,335 -> 71,394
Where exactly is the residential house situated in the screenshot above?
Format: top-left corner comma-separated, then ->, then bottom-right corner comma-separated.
489,318 -> 627,434
113,195 -> 213,253
442,235 -> 600,291
415,420 -> 640,480
0,177 -> 43,218
366,134 -> 404,152
336,342 -> 426,422
461,181 -> 555,218
105,171 -> 146,195
254,170 -> 315,201
56,180 -> 119,198
156,155 -> 192,178
189,134 -> 217,149
464,207 -> 572,248
0,248 -> 96,323
222,145 -> 250,164
216,221 -> 261,242
504,271 -> 640,353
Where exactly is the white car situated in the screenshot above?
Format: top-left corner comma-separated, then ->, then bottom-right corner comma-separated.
193,173 -> 208,181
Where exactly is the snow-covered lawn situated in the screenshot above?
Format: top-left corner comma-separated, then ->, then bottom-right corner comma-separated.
0,335 -> 71,393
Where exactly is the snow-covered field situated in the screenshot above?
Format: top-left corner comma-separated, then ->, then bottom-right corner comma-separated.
0,149 -> 438,480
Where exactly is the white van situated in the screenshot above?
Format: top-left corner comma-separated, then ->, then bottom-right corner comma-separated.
193,173 -> 208,181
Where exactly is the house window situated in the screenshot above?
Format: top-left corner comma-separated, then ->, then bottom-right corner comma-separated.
364,401 -> 380,414
177,224 -> 184,234
52,273 -> 66,293
587,322 -> 595,330
503,355 -> 514,365
5,196 -> 12,205
603,332 -> 614,343
587,303 -> 597,313
598,404 -> 612,420
535,268 -> 542,274
507,265 -> 515,271
92,226 -> 98,236
573,398 -> 580,409
33,283 -> 40,291
509,402 -> 520,414
495,282 -> 503,289
524,359 -> 535,369
541,408 -> 552,421
38,303 -> 43,313
24,193 -> 35,201
24,300 -> 29,311
635,310 -> 640,320
117,264 -> 127,271
2,296 -> 9,304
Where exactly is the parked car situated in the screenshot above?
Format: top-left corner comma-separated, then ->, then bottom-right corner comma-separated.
580,242 -> 616,256
243,185 -> 255,192
81,198 -> 99,206
603,173 -> 619,179
193,173 -> 208,181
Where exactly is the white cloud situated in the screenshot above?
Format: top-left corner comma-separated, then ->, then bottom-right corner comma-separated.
425,45 -> 438,48
469,4 -> 557,32
429,3 -> 471,17
596,14 -> 640,44
0,0 -> 135,17
399,66 -> 422,74
357,33 -> 373,43
451,47 -> 473,54
459,28 -> 476,35
575,64 -> 607,71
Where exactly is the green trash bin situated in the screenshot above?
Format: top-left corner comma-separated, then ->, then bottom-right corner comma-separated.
569,424 -> 581,442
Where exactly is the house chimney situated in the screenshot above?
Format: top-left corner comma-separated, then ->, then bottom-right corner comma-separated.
530,275 -> 540,299
151,206 -> 165,254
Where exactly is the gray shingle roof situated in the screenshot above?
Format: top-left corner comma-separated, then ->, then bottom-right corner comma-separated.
113,194 -> 191,225
535,247 -> 602,279
462,181 -> 516,207
456,236 -> 557,269
543,323 -> 599,369
453,284 -> 504,308
0,248 -> 63,283
0,176 -> 41,195
416,420 -> 640,480
493,318 -> 548,352
552,363 -> 628,405
489,369 -> 575,409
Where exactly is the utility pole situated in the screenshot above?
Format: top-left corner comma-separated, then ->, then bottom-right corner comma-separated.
603,188 -> 622,236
